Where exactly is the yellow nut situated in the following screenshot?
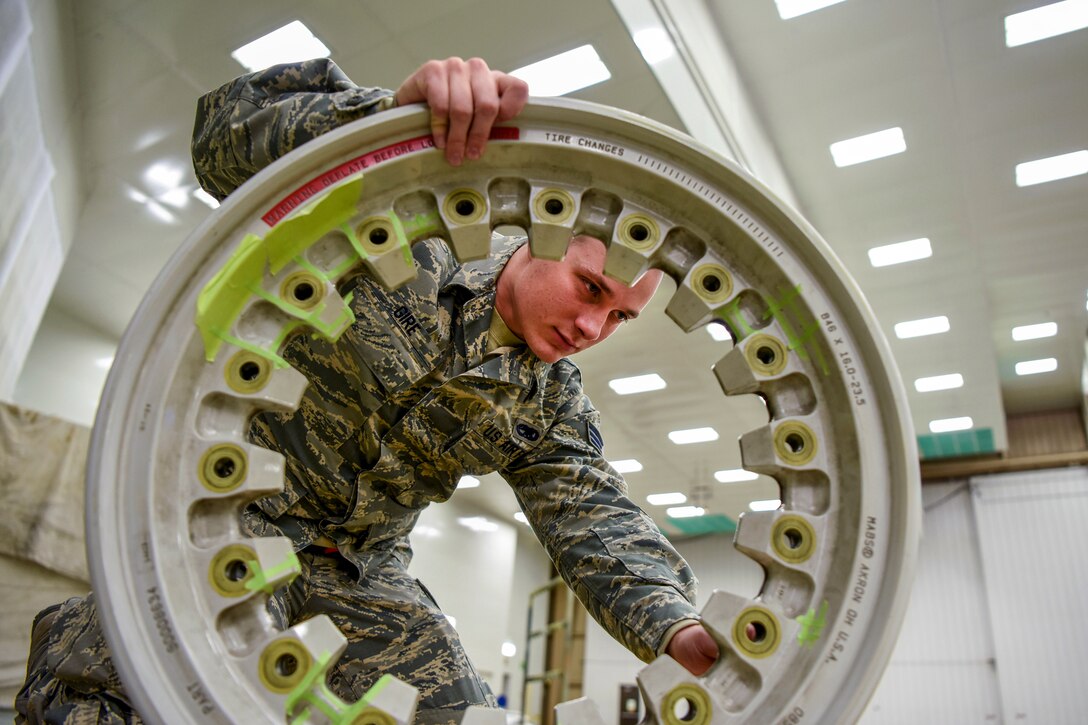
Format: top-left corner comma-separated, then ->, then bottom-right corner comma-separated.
258,638 -> 313,694
225,350 -> 270,394
357,217 -> 397,255
744,334 -> 788,376
533,189 -> 575,223
774,421 -> 817,466
617,214 -> 660,250
661,683 -> 712,725
733,607 -> 780,659
690,263 -> 733,304
199,444 -> 247,493
443,189 -> 487,225
280,271 -> 324,311
208,544 -> 256,597
350,711 -> 396,725
772,514 -> 817,564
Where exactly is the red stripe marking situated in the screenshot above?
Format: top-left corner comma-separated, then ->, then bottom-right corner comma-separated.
262,127 -> 522,227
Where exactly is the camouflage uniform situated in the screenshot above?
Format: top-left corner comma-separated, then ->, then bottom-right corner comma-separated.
16,60 -> 700,724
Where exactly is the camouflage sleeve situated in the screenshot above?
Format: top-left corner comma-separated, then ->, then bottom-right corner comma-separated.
191,58 -> 395,200
504,386 -> 700,663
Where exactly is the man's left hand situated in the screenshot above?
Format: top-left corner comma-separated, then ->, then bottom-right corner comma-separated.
665,623 -> 720,676
394,57 -> 529,166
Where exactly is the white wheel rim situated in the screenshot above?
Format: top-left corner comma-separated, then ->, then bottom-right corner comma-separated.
87,98 -> 920,724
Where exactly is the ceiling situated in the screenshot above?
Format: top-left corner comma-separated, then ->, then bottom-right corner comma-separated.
36,0 -> 1088,534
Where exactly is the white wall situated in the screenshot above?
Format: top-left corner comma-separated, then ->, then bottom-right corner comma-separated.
409,496 -> 518,697
0,0 -> 56,398
864,467 -> 1088,723
26,0 -> 83,248
408,495 -> 555,711
970,468 -> 1088,722
0,0 -> 83,399
862,480 -> 1002,722
12,305 -> 116,427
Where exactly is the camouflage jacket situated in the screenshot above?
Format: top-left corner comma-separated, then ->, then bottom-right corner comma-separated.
191,59 -> 699,662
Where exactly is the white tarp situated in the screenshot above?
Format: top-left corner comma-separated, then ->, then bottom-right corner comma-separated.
0,401 -> 90,705
0,401 -> 89,580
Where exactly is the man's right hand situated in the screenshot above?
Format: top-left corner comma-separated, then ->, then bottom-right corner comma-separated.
395,57 -> 529,167
666,623 -> 720,676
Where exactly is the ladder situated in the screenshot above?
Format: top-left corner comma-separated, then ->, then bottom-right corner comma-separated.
519,574 -> 586,725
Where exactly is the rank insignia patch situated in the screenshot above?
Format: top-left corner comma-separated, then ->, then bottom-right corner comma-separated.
587,422 -> 604,453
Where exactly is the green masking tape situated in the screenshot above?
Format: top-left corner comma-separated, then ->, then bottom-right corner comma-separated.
196,232 -> 264,362
338,674 -> 395,725
195,176 -> 364,362
796,600 -> 829,648
402,209 -> 445,239
243,551 -> 302,595
285,652 -> 338,723
248,258 -> 354,341
218,332 -> 291,371
265,176 -> 366,274
284,654 -> 396,725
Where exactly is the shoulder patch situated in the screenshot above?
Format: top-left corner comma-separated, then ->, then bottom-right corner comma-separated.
587,422 -> 604,453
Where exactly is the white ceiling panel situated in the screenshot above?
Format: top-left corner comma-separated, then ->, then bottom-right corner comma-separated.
28,0 -> 1087,529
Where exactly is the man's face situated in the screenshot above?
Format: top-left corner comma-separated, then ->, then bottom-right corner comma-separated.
497,236 -> 662,363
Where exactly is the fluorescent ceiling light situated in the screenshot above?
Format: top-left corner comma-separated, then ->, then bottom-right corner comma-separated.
193,188 -> 220,209
609,373 -> 666,395
1015,357 -> 1058,376
929,416 -> 973,433
894,315 -> 950,339
96,356 -> 114,369
914,373 -> 964,392
668,427 -> 719,445
458,516 -> 498,533
714,468 -> 759,483
456,475 -> 480,489
647,492 -> 687,506
1015,150 -> 1088,186
502,641 -> 517,658
749,499 -> 781,512
1012,322 -> 1058,341
868,237 -> 932,267
127,185 -> 175,223
667,506 -> 705,518
775,0 -> 847,20
158,187 -> 190,209
514,512 -> 529,525
633,27 -> 675,64
231,20 -> 331,73
145,200 -> 176,225
413,525 -> 441,538
510,44 -> 611,96
1005,0 -> 1088,47
610,459 -> 643,473
144,162 -> 184,194
706,324 -> 731,342
830,127 -> 906,168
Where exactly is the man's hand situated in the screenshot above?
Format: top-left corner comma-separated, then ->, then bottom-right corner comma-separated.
665,623 -> 720,676
395,57 -> 529,166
